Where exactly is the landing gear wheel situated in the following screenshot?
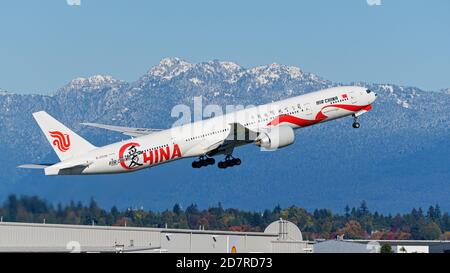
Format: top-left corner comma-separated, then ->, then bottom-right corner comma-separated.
192,156 -> 215,168
227,160 -> 235,167
206,157 -> 215,165
218,155 -> 241,168
201,160 -> 209,167
352,114 -> 360,129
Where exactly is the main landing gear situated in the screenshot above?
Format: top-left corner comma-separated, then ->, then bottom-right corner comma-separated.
192,155 -> 242,169
352,114 -> 361,129
218,155 -> 241,169
192,156 -> 215,168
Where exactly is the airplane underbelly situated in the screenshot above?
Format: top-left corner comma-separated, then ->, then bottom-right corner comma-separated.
322,107 -> 342,120
81,161 -> 145,175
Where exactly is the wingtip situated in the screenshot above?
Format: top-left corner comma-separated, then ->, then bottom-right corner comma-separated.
32,110 -> 47,117
80,122 -> 96,127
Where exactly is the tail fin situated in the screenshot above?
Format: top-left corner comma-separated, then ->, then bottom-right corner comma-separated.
32,111 -> 97,161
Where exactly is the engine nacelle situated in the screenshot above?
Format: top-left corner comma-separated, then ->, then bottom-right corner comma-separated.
255,125 -> 295,150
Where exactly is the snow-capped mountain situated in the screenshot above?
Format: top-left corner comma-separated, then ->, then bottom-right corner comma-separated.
58,75 -> 125,93
441,88 -> 450,94
0,58 -> 449,212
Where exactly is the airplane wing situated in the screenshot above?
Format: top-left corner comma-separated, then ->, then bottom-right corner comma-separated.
206,123 -> 260,156
17,164 -> 54,169
81,122 -> 162,137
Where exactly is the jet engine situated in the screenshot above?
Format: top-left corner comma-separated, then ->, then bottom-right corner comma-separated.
255,125 -> 295,150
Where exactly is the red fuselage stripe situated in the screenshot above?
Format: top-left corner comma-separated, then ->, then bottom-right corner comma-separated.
267,104 -> 372,127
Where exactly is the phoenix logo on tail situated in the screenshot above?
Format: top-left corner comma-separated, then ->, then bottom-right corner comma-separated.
49,131 -> 71,152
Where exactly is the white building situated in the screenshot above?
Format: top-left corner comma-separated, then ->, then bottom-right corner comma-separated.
0,219 -> 312,253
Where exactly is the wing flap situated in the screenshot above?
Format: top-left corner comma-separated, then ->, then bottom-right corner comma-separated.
206,123 -> 259,156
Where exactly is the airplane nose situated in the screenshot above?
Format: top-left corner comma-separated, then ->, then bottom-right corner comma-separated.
365,89 -> 377,102
372,92 -> 378,102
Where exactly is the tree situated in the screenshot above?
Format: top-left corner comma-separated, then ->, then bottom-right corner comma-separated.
427,204 -> 442,222
344,205 -> 350,219
110,206 -> 119,219
391,214 -> 405,232
435,204 -> 442,220
427,206 -> 436,221
441,213 -> 450,231
396,231 -> 412,240
357,200 -> 369,218
280,206 -> 313,231
337,220 -> 366,239
173,203 -> 182,215
419,222 -> 441,240
380,244 -> 394,253
273,204 -> 282,215
186,203 -> 199,214
6,194 -> 19,221
440,232 -> 450,240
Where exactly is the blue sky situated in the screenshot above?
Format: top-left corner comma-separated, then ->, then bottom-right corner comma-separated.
1,0 -> 449,93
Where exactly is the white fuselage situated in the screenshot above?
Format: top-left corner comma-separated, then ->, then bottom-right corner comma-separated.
44,86 -> 377,175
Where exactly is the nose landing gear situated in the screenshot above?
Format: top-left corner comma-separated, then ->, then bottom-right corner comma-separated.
352,115 -> 360,129
192,156 -> 215,168
218,155 -> 241,169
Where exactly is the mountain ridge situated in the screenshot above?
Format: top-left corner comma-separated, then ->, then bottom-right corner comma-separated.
0,58 -> 449,213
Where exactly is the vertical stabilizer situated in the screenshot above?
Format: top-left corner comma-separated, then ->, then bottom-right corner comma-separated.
32,111 -> 97,161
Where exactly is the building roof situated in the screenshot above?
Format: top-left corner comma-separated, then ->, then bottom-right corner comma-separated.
314,240 -> 374,253
0,221 -> 276,237
346,239 -> 450,246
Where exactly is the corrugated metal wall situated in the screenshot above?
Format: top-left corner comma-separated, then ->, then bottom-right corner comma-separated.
0,222 -> 310,253
0,223 -> 161,252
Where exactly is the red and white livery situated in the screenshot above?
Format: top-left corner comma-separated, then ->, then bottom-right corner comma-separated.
19,86 -> 377,175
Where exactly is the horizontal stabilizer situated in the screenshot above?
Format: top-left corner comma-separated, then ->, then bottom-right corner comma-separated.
44,160 -> 93,175
81,122 -> 162,137
18,161 -> 92,175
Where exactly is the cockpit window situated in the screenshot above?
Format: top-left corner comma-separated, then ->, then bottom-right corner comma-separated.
366,89 -> 372,94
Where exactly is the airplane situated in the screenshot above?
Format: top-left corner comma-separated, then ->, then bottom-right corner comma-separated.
19,86 -> 377,175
